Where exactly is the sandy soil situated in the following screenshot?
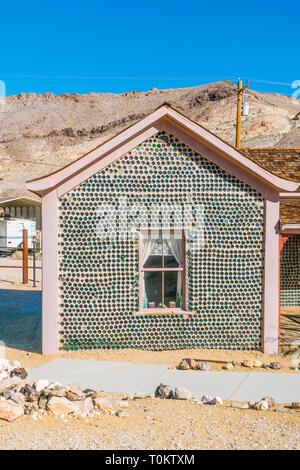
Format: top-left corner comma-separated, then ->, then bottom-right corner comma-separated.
4,346 -> 300,374
0,394 -> 299,450
0,257 -> 42,288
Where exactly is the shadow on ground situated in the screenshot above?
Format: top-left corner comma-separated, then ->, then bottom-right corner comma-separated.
0,289 -> 41,352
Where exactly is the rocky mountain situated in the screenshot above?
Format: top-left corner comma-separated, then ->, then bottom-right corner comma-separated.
0,80 -> 299,198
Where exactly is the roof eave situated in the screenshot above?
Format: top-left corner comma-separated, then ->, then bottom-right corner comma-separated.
26,104 -> 300,195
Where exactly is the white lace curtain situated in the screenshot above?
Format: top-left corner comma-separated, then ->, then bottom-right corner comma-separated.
164,230 -> 183,294
141,233 -> 156,302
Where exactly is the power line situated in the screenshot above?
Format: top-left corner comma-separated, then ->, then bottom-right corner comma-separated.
243,77 -> 295,87
0,157 -> 63,167
0,74 -> 295,87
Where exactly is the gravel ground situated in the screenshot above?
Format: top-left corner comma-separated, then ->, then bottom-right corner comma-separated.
4,346 -> 300,375
0,395 -> 299,450
0,258 -> 42,287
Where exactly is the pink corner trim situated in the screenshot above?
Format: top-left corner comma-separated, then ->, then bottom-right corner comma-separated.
41,189 -> 59,354
263,194 -> 280,354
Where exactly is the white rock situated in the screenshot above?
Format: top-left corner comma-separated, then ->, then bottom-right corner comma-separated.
116,400 -> 129,408
224,363 -> 233,370
174,387 -> 193,400
48,381 -> 61,390
12,360 -> 21,368
231,402 -> 249,409
211,396 -> 223,406
116,410 -> 129,418
254,400 -> 269,411
133,392 -> 151,399
0,371 -> 9,381
0,399 -> 24,422
46,396 -> 77,416
0,359 -> 9,372
34,379 -> 50,392
0,376 -> 21,394
93,397 -> 114,415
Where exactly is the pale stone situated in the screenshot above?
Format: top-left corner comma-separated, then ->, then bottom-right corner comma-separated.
178,358 -> 198,370
0,371 -> 9,381
0,376 -> 21,394
0,399 -> 24,422
211,396 -> 223,406
194,362 -> 211,371
178,359 -> 191,370
231,402 -> 249,409
242,359 -> 262,368
10,392 -> 25,406
252,359 -> 263,368
72,397 -> 94,416
43,385 -> 66,397
94,397 -> 114,414
174,387 -> 193,400
46,396 -> 77,416
67,384 -> 83,396
116,400 -> 129,408
34,379 -> 49,393
133,392 -> 151,399
47,382 -> 62,390
224,363 -> 233,370
0,359 -> 9,372
254,400 -> 269,410
116,410 -> 129,418
12,360 -> 21,368
262,396 -> 276,407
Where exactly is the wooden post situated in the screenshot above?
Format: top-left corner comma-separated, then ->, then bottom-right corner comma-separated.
235,78 -> 249,149
22,229 -> 28,284
236,79 -> 242,148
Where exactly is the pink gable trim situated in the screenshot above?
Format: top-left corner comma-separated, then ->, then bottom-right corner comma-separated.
26,105 -> 299,195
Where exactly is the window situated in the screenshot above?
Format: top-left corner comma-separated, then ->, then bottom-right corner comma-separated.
139,229 -> 186,312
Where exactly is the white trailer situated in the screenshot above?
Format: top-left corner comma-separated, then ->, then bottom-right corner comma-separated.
0,218 -> 36,250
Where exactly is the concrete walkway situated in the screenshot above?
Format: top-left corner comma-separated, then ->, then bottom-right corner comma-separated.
28,359 -> 300,403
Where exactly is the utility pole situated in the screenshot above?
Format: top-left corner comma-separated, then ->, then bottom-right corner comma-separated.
235,78 -> 249,148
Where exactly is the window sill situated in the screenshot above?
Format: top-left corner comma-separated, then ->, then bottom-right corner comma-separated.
134,309 -> 193,318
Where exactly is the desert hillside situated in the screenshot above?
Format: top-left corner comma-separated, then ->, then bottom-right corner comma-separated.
0,80 -> 299,198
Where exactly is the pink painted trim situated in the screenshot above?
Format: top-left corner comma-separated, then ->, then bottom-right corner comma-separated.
280,224 -> 300,234
279,192 -> 300,199
134,309 -> 193,316
26,105 -> 299,195
138,231 -> 143,312
41,189 -> 59,354
263,194 -> 280,354
138,228 -> 187,311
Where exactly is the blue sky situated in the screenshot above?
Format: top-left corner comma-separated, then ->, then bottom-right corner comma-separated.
0,0 -> 299,97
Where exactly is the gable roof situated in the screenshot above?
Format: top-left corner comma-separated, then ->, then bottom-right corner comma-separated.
26,104 -> 300,197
